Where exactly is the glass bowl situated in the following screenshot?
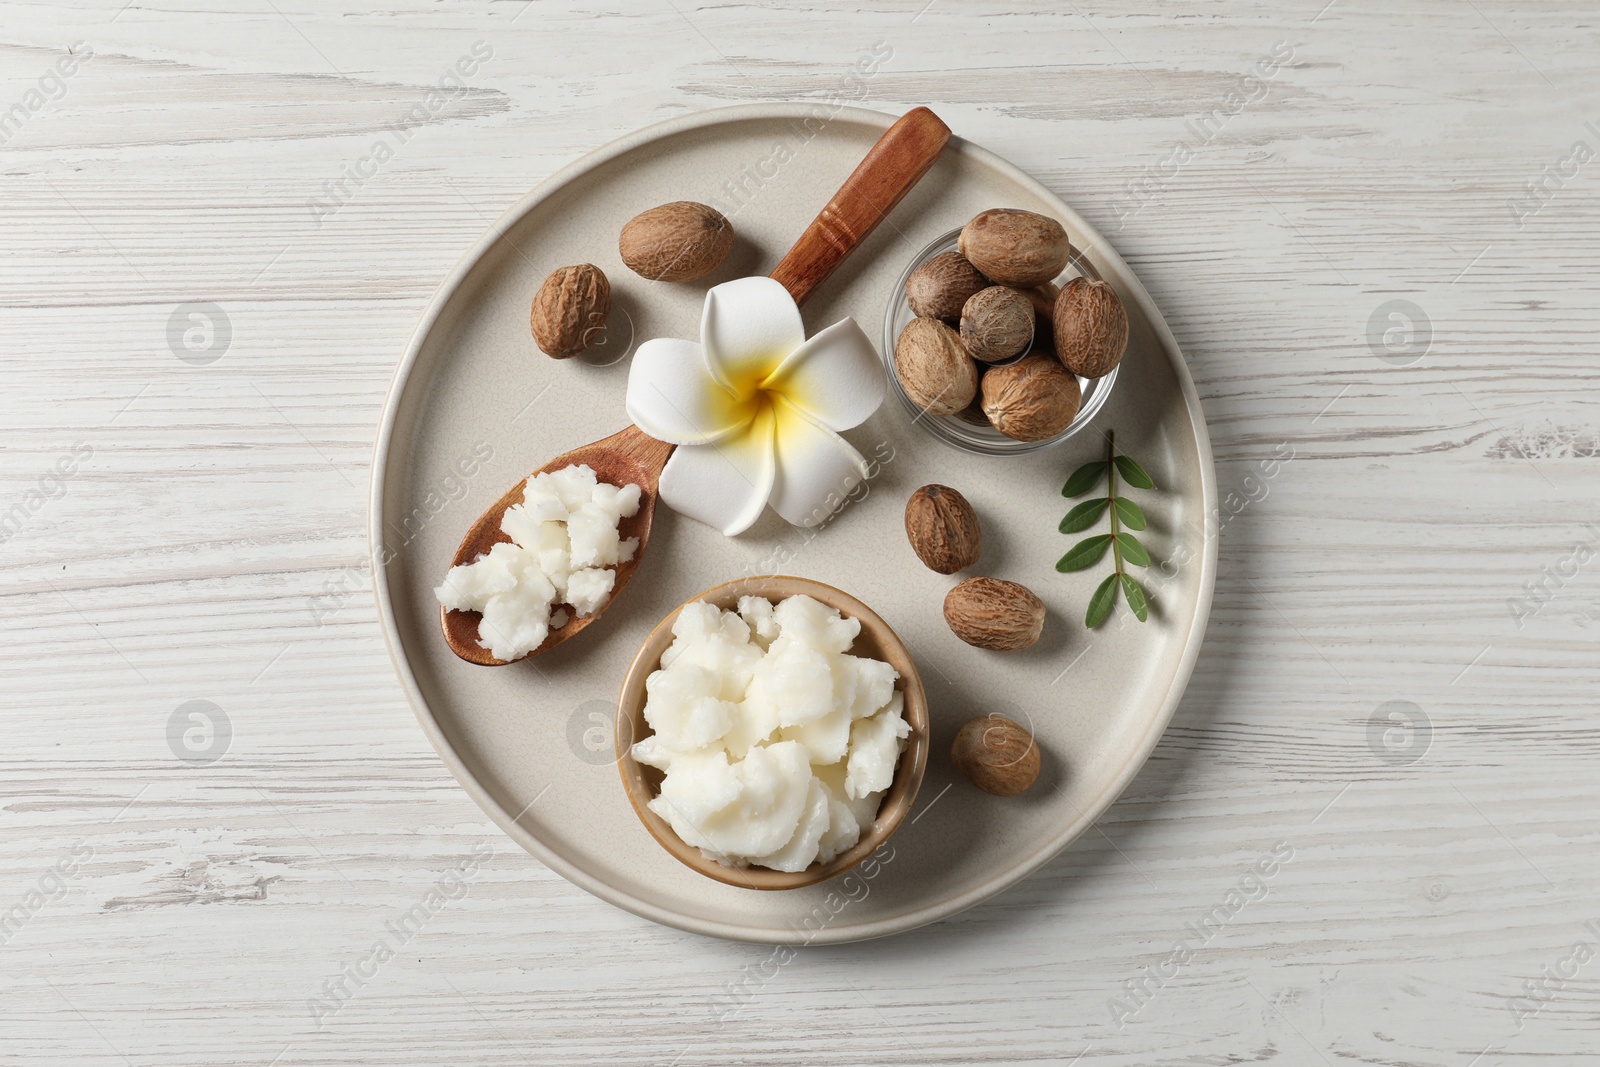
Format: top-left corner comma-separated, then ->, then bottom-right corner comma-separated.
881,228 -> 1118,457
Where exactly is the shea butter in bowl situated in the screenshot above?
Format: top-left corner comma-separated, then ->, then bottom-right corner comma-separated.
616,576 -> 929,890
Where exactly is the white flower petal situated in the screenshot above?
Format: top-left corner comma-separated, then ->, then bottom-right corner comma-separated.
768,399 -> 871,528
761,317 -> 885,432
626,337 -> 752,446
658,404 -> 777,536
701,277 -> 805,392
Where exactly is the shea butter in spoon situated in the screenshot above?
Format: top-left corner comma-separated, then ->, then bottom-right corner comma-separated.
437,444 -> 665,665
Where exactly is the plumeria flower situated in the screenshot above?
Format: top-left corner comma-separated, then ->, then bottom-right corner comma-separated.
626,276 -> 886,536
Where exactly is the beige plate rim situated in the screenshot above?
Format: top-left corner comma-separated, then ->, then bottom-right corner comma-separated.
369,103 -> 1218,944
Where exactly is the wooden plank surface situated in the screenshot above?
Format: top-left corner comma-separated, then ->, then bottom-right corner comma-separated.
2,1 -> 1598,1064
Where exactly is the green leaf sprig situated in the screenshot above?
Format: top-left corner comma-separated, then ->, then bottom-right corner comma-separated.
1057,429 -> 1155,628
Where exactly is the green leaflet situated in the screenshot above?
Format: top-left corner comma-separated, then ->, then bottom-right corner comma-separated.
1059,498 -> 1109,533
1120,574 -> 1149,621
1114,454 -> 1154,489
1061,460 -> 1107,498
1056,534 -> 1112,572
1116,532 -> 1151,567
1111,496 -> 1146,531
1085,573 -> 1119,628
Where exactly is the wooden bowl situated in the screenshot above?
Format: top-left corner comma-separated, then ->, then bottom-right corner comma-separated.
616,576 -> 929,890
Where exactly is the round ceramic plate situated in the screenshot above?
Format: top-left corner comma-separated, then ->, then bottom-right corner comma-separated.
371,104 -> 1216,945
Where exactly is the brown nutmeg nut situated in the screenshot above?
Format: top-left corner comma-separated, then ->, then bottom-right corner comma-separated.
980,352 -> 1082,441
958,208 -> 1072,287
960,286 -> 1034,363
905,250 -> 989,321
943,577 -> 1045,651
1023,281 -> 1060,353
530,264 -> 611,359
951,714 -> 1041,796
619,201 -> 734,282
1052,277 -> 1129,378
905,484 -> 982,574
953,391 -> 991,427
894,317 -> 978,416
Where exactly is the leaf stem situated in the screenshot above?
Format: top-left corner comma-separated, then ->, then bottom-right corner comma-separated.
1106,429 -> 1124,582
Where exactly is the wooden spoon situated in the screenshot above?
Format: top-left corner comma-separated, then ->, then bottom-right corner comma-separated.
442,106 -> 952,665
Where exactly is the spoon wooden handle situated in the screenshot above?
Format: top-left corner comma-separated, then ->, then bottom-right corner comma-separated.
769,106 -> 951,307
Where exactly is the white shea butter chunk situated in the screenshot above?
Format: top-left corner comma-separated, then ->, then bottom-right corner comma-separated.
565,567 -> 617,616
434,541 -> 558,663
433,464 -> 641,661
845,690 -> 910,799
631,594 -> 910,873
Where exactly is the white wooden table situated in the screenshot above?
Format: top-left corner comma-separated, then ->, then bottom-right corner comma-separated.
4,2 -> 1597,1063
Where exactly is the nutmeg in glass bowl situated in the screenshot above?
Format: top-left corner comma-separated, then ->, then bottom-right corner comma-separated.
882,227 -> 1118,457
